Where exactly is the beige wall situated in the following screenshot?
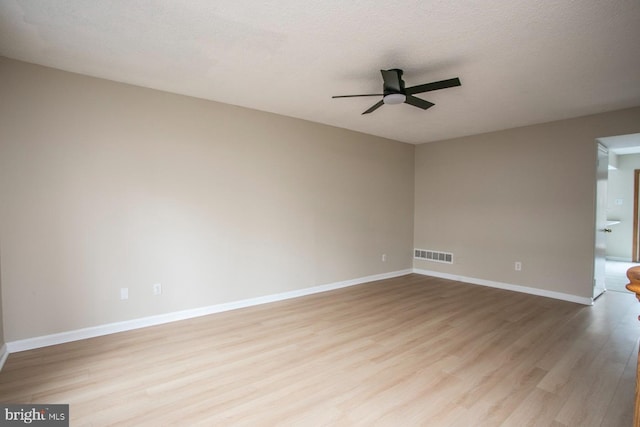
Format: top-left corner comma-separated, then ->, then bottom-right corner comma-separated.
0,248 -> 4,347
0,58 -> 415,342
2,54 -> 639,344
606,153 -> 640,260
414,107 -> 640,298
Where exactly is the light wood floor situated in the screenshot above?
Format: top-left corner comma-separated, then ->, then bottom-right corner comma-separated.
1,274 -> 639,426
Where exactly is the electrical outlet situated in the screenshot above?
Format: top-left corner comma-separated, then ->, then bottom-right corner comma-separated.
153,283 -> 162,296
382,254 -> 387,262
515,262 -> 522,271
120,288 -> 129,300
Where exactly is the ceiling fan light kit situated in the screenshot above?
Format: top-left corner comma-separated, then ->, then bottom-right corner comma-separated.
333,69 -> 461,115
383,93 -> 406,104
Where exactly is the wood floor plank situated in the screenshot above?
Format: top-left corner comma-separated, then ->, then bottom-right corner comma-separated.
602,344 -> 638,427
0,274 -> 638,426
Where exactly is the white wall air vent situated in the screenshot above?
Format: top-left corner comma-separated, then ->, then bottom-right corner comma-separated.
414,248 -> 453,264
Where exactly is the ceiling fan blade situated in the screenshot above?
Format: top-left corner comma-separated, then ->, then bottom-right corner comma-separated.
405,77 -> 461,95
362,100 -> 384,115
332,94 -> 383,98
381,69 -> 403,92
405,95 -> 435,110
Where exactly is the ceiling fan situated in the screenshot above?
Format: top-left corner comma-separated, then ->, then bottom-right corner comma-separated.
332,69 -> 461,115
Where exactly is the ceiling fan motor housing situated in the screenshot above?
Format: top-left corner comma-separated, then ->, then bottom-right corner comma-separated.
383,69 -> 406,95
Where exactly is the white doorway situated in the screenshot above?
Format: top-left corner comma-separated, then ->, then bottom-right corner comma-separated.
593,142 -> 608,299
598,133 -> 640,295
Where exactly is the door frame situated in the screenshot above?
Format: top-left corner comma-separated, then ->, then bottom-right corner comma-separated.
634,170 -> 640,262
594,142 -> 609,300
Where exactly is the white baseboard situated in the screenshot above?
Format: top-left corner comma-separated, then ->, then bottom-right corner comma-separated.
6,269 -> 413,354
606,256 -> 633,262
413,268 -> 593,306
0,344 -> 8,371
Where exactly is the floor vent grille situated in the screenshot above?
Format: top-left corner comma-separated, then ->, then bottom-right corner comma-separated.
414,248 -> 453,264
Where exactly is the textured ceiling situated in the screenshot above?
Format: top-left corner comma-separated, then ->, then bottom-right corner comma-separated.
1,0 -> 639,144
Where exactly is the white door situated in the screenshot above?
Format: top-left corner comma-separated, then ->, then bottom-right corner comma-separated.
593,142 -> 609,300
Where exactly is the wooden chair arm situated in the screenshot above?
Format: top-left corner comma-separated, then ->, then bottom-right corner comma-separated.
626,266 -> 640,427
